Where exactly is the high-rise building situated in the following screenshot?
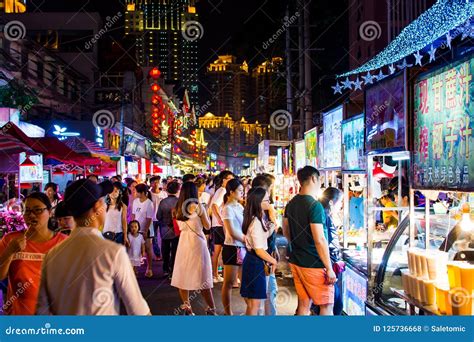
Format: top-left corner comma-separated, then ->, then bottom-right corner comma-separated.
251,57 -> 285,124
206,55 -> 249,121
125,0 -> 199,105
0,0 -> 26,13
349,0 -> 436,70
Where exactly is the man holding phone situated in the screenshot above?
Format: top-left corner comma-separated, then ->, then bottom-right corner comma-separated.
282,166 -> 337,316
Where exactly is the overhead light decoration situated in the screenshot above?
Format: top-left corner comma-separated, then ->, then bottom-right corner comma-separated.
336,0 -> 474,81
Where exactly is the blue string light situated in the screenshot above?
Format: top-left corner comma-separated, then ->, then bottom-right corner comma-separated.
338,0 -> 474,77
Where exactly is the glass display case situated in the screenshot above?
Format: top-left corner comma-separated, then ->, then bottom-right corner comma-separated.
364,151 -> 410,314
342,173 -> 367,274
369,191 -> 474,315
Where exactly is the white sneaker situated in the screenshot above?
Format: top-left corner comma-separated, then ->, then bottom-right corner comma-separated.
213,275 -> 224,283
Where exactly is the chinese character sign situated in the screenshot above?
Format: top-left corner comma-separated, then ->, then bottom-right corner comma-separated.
342,114 -> 365,171
304,128 -> 317,168
365,73 -> 406,153
413,56 -> 474,190
323,107 -> 343,168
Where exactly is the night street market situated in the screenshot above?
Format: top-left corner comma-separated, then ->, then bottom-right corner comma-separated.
0,0 -> 473,341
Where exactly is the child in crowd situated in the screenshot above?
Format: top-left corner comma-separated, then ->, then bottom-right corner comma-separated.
128,220 -> 146,274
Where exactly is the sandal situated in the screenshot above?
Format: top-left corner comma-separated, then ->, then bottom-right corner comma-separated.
206,307 -> 217,316
145,269 -> 153,278
180,304 -> 195,316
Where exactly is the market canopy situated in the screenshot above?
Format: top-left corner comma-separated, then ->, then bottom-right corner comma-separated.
31,137 -> 101,166
0,132 -> 35,155
63,137 -> 120,163
1,122 -> 48,154
339,0 -> 474,77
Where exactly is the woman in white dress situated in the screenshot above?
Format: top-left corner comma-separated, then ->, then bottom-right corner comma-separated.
171,182 -> 216,315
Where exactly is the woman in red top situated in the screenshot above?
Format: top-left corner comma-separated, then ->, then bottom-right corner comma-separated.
0,192 -> 68,315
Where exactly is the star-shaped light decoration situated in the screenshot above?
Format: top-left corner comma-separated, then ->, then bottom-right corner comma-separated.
445,32 -> 452,49
397,58 -> 413,70
332,81 -> 342,94
428,44 -> 437,62
389,64 -> 396,74
375,69 -> 385,81
353,77 -> 363,90
342,77 -> 353,90
413,51 -> 423,66
362,71 -> 374,85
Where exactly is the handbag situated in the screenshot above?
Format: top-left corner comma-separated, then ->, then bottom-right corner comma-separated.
172,218 -> 181,237
332,260 -> 346,276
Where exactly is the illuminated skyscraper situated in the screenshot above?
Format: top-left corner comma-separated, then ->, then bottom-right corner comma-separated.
125,0 -> 199,105
206,55 -> 249,121
0,0 -> 26,13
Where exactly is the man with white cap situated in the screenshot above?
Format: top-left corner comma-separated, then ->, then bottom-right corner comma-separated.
36,179 -> 150,315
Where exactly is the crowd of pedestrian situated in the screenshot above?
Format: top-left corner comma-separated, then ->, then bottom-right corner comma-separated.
0,165 -> 343,316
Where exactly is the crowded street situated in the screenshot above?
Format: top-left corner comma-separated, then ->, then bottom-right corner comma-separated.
1,0 -> 474,330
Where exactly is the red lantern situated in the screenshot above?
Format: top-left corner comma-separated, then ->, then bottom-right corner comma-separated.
161,114 -> 166,120
151,83 -> 161,92
176,129 -> 182,135
149,67 -> 161,79
176,120 -> 182,127
152,95 -> 162,105
152,112 -> 159,119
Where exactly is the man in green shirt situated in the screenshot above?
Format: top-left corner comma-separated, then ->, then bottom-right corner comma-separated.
283,166 -> 337,315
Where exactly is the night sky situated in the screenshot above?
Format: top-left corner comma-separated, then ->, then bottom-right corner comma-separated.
28,0 -> 349,111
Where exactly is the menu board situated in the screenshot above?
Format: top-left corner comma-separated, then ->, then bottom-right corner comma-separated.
323,106 -> 343,168
413,55 -> 474,190
304,127 -> 317,168
127,161 -> 139,175
294,140 -> 306,172
365,72 -> 406,153
342,266 -> 367,316
342,114 -> 365,171
19,153 -> 43,183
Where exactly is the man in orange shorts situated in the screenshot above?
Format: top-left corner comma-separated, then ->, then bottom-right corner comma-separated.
283,166 -> 337,315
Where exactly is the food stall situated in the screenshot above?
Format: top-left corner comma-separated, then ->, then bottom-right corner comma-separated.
340,113 -> 369,315
320,106 -> 343,189
362,70 -> 411,315
388,53 -> 474,316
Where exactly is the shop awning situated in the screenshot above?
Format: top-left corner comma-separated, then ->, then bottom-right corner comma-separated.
1,122 -> 48,154
31,137 -> 101,166
63,137 -> 120,163
339,0 -> 474,77
0,133 -> 35,155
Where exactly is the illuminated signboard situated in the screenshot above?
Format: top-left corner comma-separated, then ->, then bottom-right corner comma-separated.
365,72 -> 406,153
294,140 -> 305,172
19,153 -> 43,183
323,106 -> 343,168
342,266 -> 367,316
342,114 -> 365,171
304,127 -> 317,168
413,55 -> 474,190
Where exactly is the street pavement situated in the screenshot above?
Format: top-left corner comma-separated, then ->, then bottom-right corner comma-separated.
135,261 -> 298,316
